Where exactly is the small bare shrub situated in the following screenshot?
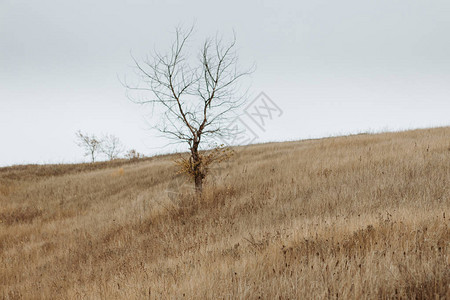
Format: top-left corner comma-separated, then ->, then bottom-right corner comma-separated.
174,145 -> 234,192
125,149 -> 145,160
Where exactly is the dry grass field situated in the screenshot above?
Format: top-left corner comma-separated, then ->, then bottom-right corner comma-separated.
0,127 -> 449,299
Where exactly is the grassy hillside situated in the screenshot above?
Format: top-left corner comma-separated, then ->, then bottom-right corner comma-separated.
1,127 -> 449,299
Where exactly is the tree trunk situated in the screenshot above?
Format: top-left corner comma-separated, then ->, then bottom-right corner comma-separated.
194,173 -> 203,193
191,142 -> 203,193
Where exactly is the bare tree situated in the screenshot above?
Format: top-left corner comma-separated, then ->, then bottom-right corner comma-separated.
75,131 -> 101,163
125,149 -> 145,160
124,26 -> 252,193
101,134 -> 124,161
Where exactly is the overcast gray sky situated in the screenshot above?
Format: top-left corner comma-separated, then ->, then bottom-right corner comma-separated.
1,0 -> 449,166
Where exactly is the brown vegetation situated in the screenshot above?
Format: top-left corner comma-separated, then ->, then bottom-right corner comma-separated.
0,127 -> 449,299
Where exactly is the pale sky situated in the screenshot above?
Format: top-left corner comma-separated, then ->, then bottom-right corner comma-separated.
1,0 -> 449,166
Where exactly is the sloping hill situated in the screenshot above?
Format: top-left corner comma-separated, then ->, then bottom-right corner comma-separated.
1,127 -> 449,299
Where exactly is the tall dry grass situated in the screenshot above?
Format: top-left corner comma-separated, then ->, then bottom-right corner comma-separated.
0,127 -> 449,299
